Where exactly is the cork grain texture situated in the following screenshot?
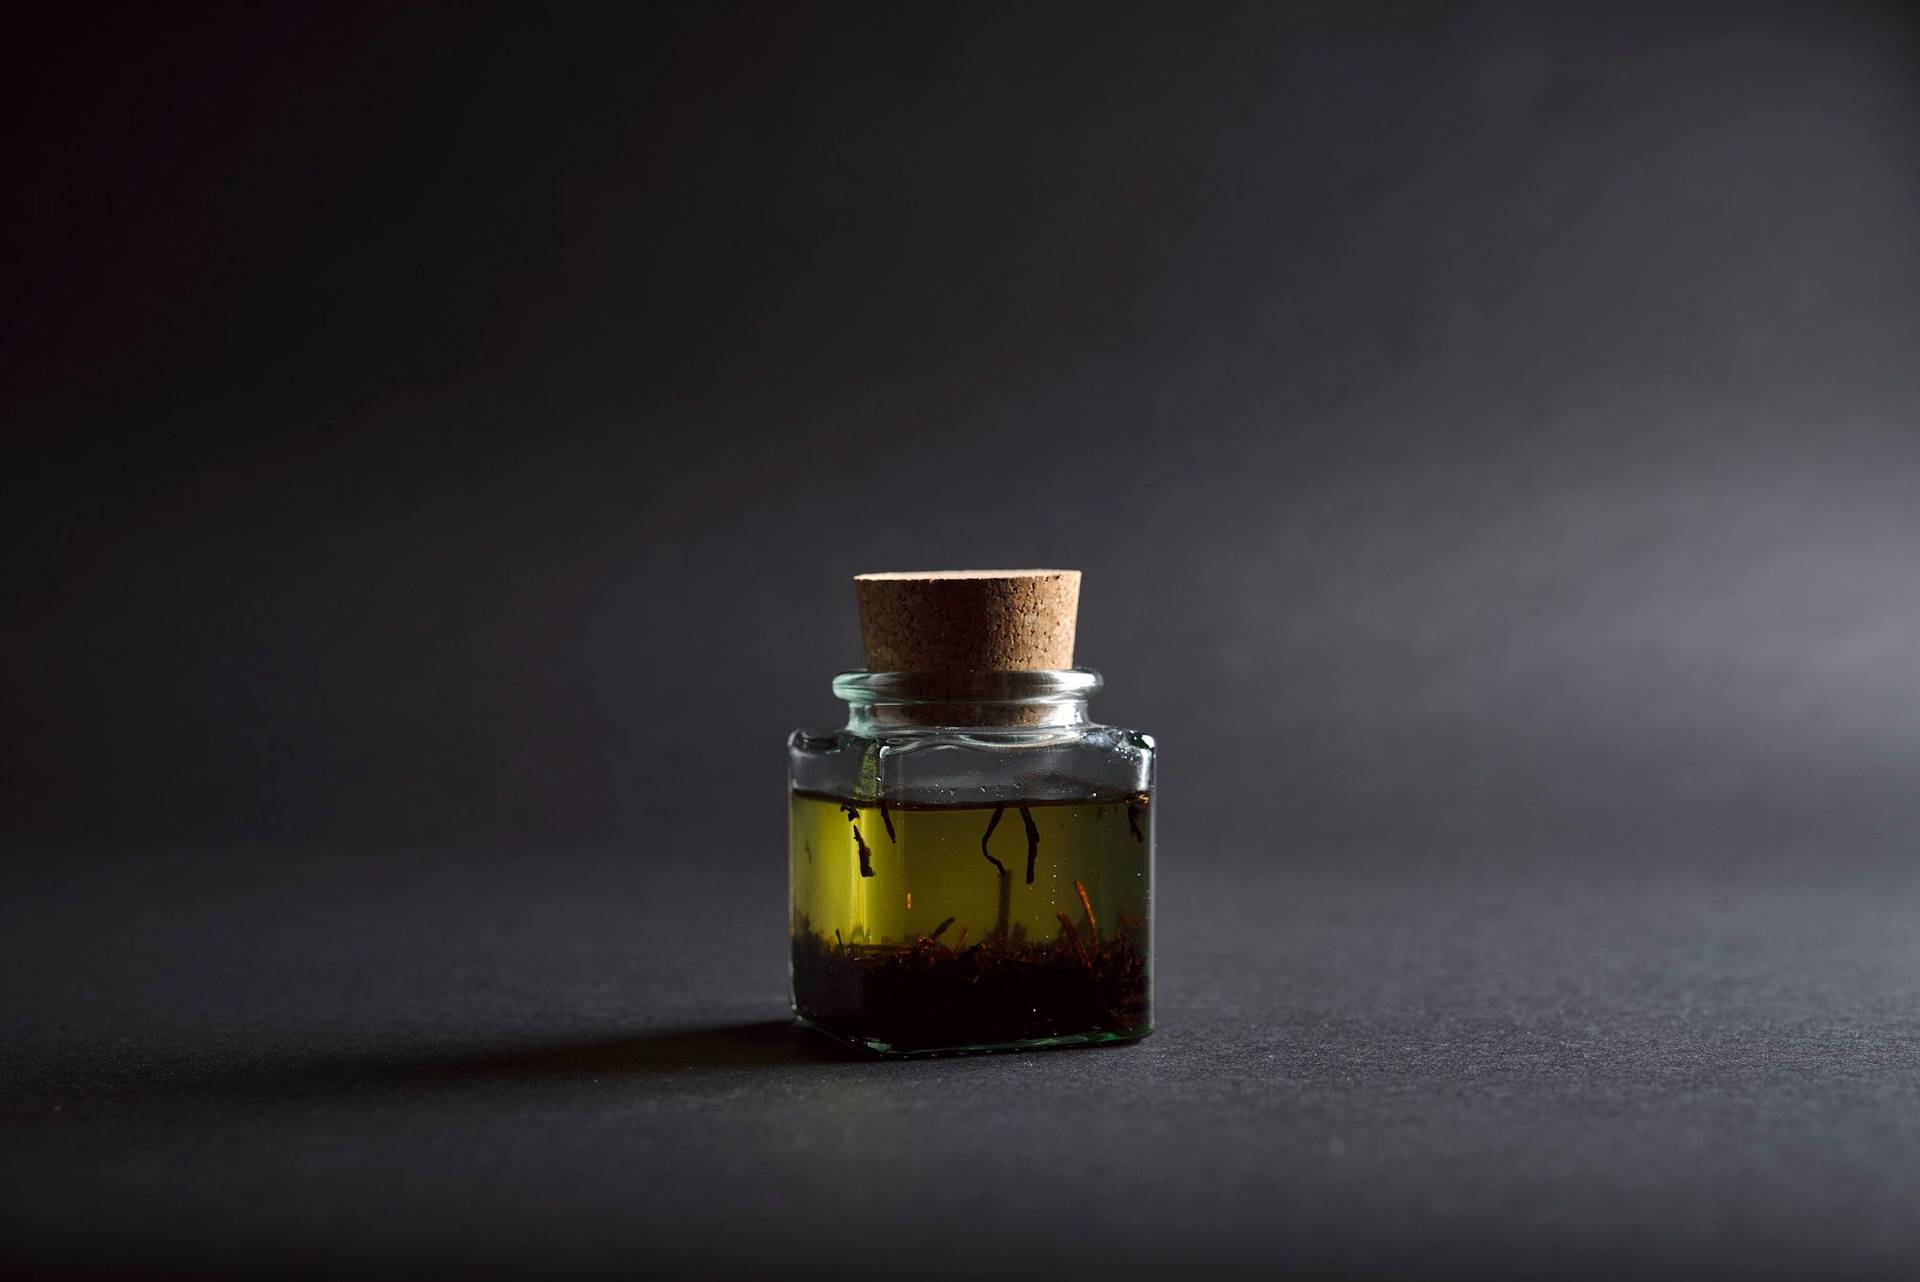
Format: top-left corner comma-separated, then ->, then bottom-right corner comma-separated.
854,570 -> 1080,673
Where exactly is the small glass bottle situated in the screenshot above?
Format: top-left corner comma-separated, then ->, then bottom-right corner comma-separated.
787,570 -> 1155,1056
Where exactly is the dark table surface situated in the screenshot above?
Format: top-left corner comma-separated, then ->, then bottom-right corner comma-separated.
9,839 -> 1920,1281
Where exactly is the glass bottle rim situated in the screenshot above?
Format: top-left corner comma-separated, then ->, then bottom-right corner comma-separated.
831,668 -> 1102,706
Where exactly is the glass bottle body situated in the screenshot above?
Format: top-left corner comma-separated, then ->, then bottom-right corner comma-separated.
787,670 -> 1155,1056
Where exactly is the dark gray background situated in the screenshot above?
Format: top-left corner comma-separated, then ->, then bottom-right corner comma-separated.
5,2 -> 1919,1278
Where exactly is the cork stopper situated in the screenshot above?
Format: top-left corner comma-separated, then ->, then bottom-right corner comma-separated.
855,570 -> 1080,673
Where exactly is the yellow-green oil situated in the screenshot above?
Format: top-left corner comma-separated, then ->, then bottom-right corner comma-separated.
788,790 -> 1151,1053
789,792 -> 1149,948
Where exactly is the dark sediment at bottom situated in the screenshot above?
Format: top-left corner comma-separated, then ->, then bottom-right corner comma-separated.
790,921 -> 1150,1054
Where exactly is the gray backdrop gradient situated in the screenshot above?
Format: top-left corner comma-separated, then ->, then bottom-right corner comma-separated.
5,3 -> 1920,1278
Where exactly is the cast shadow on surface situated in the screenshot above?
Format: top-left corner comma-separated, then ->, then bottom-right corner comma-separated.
18,1018 -> 1151,1120
265,1018 -> 1138,1096
10,1022 -> 868,1117
313,1021 -> 869,1093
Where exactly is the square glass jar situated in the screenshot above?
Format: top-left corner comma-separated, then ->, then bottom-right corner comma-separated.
788,669 -> 1154,1056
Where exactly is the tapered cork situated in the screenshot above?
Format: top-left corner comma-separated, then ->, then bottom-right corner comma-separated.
855,570 -> 1080,672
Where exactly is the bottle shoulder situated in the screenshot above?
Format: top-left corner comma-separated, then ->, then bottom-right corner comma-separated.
788,722 -> 1154,805
788,722 -> 1153,757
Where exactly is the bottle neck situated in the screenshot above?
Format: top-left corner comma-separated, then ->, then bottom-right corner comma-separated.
834,669 -> 1102,732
